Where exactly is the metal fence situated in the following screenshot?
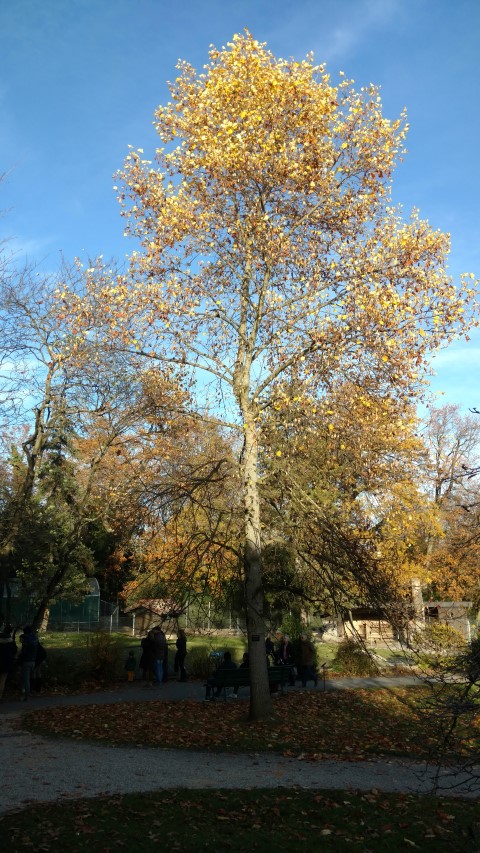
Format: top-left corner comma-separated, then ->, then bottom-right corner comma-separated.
44,611 -> 249,636
45,615 -> 134,634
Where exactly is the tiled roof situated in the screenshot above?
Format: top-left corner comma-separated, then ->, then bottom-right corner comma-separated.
124,598 -> 183,616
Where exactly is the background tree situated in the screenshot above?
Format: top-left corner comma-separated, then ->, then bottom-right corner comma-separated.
421,404 -> 480,607
121,419 -> 242,618
260,386 -> 438,625
0,265 -> 192,627
60,34 -> 477,718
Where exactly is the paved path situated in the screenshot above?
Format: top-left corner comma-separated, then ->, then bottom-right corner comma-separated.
0,673 -> 423,714
1,677 -> 478,814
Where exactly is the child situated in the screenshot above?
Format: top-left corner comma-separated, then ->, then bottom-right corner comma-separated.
124,650 -> 136,682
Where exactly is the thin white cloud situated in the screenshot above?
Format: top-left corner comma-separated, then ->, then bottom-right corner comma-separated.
430,345 -> 480,368
0,233 -> 57,263
326,26 -> 359,61
264,0 -> 402,66
321,0 -> 402,61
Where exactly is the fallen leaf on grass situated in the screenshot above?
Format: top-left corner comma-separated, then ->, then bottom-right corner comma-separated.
21,688 -> 479,762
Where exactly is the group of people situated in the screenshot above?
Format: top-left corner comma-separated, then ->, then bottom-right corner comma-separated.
205,631 -> 318,699
267,631 -> 318,688
0,623 -> 47,701
204,650 -> 249,700
128,627 -> 188,685
1,622 -> 317,700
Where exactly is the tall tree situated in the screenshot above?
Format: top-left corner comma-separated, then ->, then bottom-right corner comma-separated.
60,34 -> 477,718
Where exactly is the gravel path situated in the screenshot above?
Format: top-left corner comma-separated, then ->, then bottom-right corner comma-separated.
1,678 -> 478,814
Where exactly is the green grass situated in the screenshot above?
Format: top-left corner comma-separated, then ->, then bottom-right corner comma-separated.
38,632 -> 135,689
40,630 -> 247,659
325,643 -> 414,673
39,632 -> 409,665
0,788 -> 477,852
32,631 -> 248,691
185,633 -> 247,659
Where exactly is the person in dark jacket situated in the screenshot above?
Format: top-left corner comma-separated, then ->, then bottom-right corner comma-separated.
298,633 -> 318,687
18,625 -> 38,701
276,634 -> 295,685
205,651 -> 237,700
139,631 -> 156,686
0,625 -> 17,700
124,650 -> 137,683
152,627 -> 167,684
233,651 -> 249,697
175,629 -> 188,681
163,631 -> 169,683
32,639 -> 47,693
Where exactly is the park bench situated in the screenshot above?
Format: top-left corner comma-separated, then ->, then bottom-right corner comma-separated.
206,665 -> 294,701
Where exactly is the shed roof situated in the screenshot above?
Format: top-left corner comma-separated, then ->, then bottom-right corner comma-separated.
124,598 -> 183,617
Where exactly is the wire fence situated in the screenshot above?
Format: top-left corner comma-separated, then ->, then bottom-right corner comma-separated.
44,611 -> 249,636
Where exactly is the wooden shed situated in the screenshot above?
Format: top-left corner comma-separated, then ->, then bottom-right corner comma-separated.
424,601 -> 473,640
342,608 -> 397,644
124,598 -> 184,636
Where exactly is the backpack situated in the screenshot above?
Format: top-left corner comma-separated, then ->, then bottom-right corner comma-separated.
36,642 -> 47,665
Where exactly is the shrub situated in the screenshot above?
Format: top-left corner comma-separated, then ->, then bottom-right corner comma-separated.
280,614 -> 304,641
332,639 -> 379,676
464,637 -> 480,683
85,631 -> 121,681
186,646 -> 218,679
412,622 -> 467,654
411,623 -> 467,671
444,636 -> 480,682
40,649 -> 87,690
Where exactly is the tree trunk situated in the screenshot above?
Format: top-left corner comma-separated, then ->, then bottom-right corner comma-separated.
40,608 -> 50,633
31,560 -> 70,632
32,597 -> 52,633
242,414 -> 273,719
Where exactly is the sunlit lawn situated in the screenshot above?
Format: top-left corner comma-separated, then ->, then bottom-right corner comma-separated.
34,631 -> 249,689
39,631 -> 410,676
41,630 -> 247,658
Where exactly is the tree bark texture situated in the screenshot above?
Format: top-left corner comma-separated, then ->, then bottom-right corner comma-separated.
242,413 -> 273,719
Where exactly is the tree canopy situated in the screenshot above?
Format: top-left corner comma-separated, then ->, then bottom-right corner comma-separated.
49,34 -> 480,716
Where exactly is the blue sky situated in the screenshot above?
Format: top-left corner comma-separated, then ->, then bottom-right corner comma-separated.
1,0 -> 479,412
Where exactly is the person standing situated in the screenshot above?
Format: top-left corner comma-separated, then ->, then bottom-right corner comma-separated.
124,650 -> 136,682
139,630 -> 155,686
175,628 -> 188,681
0,625 -> 17,700
265,635 -> 275,663
298,633 -> 318,687
163,631 -> 169,683
18,625 -> 38,701
32,638 -> 47,693
152,627 -> 167,684
233,651 -> 249,697
277,633 -> 295,685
